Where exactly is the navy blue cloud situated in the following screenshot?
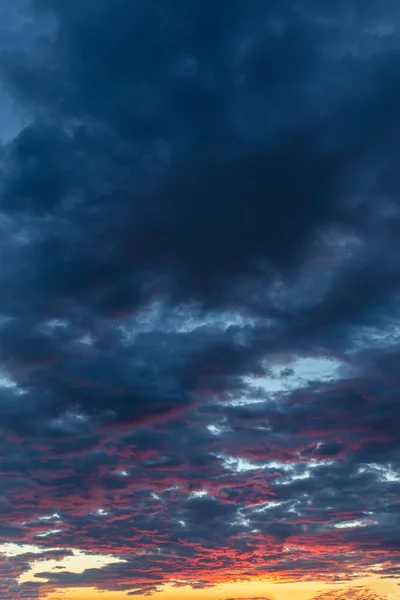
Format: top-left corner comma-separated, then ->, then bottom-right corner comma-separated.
0,0 -> 400,598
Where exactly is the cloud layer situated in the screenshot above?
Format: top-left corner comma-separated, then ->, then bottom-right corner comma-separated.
0,0 -> 400,598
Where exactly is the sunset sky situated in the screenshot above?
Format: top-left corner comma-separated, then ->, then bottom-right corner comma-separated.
0,1 -> 400,599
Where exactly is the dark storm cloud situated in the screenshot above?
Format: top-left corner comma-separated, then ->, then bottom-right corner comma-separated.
1,0 -> 400,597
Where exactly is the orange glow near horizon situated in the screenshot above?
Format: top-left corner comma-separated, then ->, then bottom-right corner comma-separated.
41,577 -> 400,600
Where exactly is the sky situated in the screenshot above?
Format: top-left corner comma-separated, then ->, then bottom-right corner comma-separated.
0,1 -> 400,599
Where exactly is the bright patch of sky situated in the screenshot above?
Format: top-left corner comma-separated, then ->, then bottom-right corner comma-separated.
95,508 -> 108,516
359,463 -> 400,482
18,549 -> 126,584
249,500 -> 286,513
332,518 -> 376,529
243,355 -> 348,397
35,529 -> 63,538
41,318 -> 69,330
0,372 -> 18,389
0,543 -> 57,557
219,455 -> 335,486
39,513 -> 61,521
188,489 -> 210,498
219,456 -> 267,472
232,509 -> 251,528
118,300 -> 259,342
207,422 -> 231,436
50,410 -> 89,431
0,371 -> 26,396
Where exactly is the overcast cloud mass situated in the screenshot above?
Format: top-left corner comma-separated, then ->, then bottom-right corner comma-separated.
0,1 -> 400,599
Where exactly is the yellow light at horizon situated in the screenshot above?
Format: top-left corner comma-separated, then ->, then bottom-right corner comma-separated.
41,576 -> 400,600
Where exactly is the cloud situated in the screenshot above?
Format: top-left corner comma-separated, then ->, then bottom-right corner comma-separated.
310,587 -> 389,600
0,0 -> 400,596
